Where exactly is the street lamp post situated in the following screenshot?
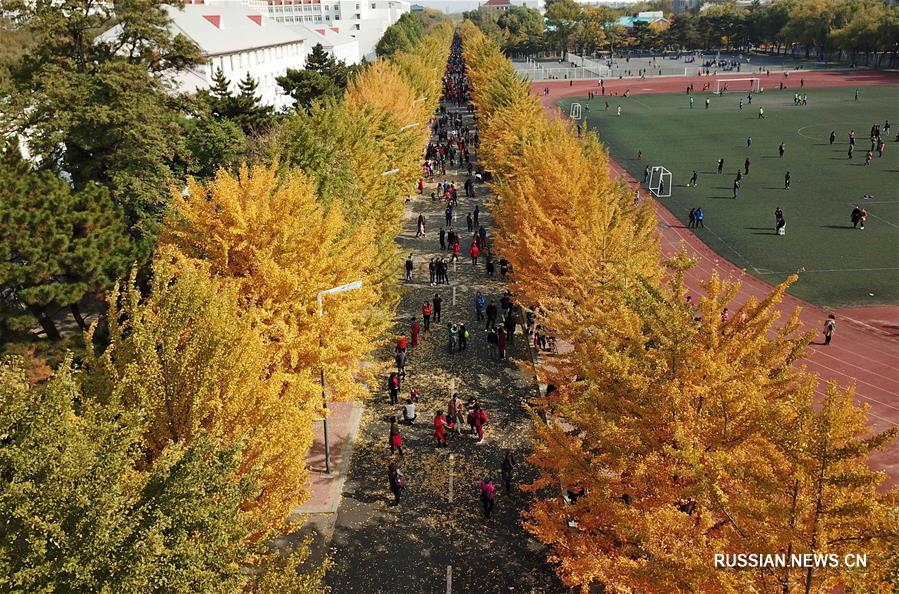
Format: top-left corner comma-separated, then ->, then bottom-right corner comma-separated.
317,279 -> 364,474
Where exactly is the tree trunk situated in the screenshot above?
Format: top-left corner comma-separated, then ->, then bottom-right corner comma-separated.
29,304 -> 61,340
805,435 -> 829,594
70,302 -> 89,331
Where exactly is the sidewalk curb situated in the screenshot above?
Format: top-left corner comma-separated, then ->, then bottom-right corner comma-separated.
292,401 -> 363,515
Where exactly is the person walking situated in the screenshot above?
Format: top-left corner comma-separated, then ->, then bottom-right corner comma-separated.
486,328 -> 498,359
695,207 -> 705,228
486,300 -> 498,329
395,348 -> 406,379
778,142 -> 785,158
434,410 -> 448,447
411,317 -> 420,348
448,393 -> 464,435
388,461 -> 405,505
466,212 -> 473,233
500,450 -> 516,494
469,242 -> 480,266
784,171 -> 791,190
733,177 -> 740,199
473,205 -> 480,228
497,327 -> 507,360
473,404 -> 488,443
850,205 -> 862,228
416,213 -> 425,237
445,204 -> 452,227
823,314 -> 836,345
758,107 -> 764,119
479,476 -> 496,518
744,157 -> 751,175
688,170 -> 698,187
717,158 -> 724,174
451,239 -> 460,262
439,227 -> 446,250
746,137 -> 752,149
422,300 -> 432,331
459,323 -> 468,352
475,291 -> 486,321
829,130 -> 836,145
389,417 -> 404,456
404,254 -> 413,281
504,311 -> 517,345
447,323 -> 459,352
388,371 -> 400,404
688,208 -> 696,228
433,293 -> 442,323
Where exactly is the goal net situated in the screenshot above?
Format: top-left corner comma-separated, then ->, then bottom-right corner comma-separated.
569,102 -> 582,120
715,78 -> 760,95
648,166 -> 672,198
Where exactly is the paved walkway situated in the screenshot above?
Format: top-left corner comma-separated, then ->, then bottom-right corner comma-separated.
536,71 -> 899,487
324,94 -> 563,592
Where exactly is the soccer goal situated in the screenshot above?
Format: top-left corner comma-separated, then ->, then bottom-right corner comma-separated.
648,166 -> 672,198
569,102 -> 582,120
715,77 -> 760,95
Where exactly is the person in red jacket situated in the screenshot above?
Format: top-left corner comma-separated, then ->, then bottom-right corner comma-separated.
451,239 -> 460,262
434,410 -> 448,447
389,416 -> 403,455
410,317 -> 419,347
473,404 -> 488,444
422,301 -> 432,331
469,242 -> 480,266
497,327 -> 507,360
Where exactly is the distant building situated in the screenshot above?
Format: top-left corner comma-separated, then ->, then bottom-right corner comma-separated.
480,0 -> 511,13
616,10 -> 669,30
241,0 -> 409,59
108,0 -> 407,107
479,0 -> 539,15
137,2 -> 310,108
672,0 -> 699,12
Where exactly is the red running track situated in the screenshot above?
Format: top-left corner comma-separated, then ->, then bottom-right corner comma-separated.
534,70 -> 899,487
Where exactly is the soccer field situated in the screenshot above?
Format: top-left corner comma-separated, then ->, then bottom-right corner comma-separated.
559,85 -> 899,307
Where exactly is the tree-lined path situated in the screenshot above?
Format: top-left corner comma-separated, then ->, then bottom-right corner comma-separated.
325,42 -> 563,593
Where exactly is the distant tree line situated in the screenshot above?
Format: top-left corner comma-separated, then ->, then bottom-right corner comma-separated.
468,0 -> 899,67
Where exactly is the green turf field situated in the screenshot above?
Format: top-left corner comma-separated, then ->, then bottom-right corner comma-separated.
559,85 -> 899,307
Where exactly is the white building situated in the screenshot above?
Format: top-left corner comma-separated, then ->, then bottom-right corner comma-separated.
164,2 -> 308,108
138,0 -> 406,107
242,0 -> 409,60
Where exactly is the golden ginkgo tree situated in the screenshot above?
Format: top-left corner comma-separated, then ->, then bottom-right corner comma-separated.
460,21 -> 897,593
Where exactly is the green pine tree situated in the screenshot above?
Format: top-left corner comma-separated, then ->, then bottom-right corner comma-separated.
276,43 -> 353,112
0,149 -> 133,339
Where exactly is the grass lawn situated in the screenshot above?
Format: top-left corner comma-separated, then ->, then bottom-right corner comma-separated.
559,85 -> 899,307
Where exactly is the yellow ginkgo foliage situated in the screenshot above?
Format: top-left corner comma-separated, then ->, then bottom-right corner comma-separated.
163,164 -> 387,408
459,22 -> 897,594
84,250 -> 310,534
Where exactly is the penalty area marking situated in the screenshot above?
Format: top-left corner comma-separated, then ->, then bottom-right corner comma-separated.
756,267 -> 899,274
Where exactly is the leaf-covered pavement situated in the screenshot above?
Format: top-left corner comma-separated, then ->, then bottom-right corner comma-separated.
325,98 -> 564,593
